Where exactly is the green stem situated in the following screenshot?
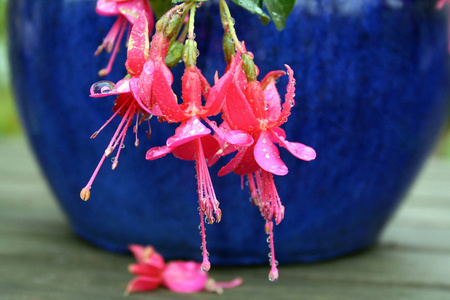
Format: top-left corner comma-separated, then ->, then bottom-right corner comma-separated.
220,0 -> 244,53
188,4 -> 197,40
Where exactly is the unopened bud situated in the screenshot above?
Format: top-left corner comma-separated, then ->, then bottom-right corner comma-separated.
182,39 -> 198,68
165,41 -> 184,68
242,53 -> 257,81
222,32 -> 235,64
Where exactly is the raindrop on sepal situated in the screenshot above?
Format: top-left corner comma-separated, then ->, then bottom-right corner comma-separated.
90,80 -> 115,95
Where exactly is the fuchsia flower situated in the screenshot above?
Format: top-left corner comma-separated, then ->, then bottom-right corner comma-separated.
81,12 -> 151,201
126,245 -> 243,294
212,51 -> 316,281
145,39 -> 253,272
95,0 -> 154,76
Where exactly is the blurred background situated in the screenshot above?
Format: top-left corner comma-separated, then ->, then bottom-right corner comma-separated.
0,0 -> 20,136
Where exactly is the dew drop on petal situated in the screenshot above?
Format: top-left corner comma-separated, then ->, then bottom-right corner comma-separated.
262,138 -> 267,144
265,153 -> 270,159
90,80 -> 115,95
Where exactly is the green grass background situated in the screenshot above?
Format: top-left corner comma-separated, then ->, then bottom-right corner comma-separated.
0,0 -> 19,136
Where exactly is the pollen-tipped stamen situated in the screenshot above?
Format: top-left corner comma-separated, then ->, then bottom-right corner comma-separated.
266,221 -> 279,282
90,98 -> 129,140
95,15 -> 126,55
195,139 -> 221,223
199,208 -> 211,272
98,16 -> 128,77
80,153 -> 107,200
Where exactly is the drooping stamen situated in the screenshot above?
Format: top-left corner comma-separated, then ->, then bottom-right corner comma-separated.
199,207 -> 211,272
80,153 -> 107,201
133,111 -> 140,147
111,110 -> 134,170
195,139 -> 221,224
90,97 -> 129,139
95,16 -> 125,55
104,98 -> 134,156
98,16 -> 128,76
265,221 -> 279,282
81,97 -> 139,199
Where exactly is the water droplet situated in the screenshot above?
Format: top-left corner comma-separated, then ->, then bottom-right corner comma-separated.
189,129 -> 196,135
268,270 -> 279,282
193,118 -> 199,124
265,153 -> 270,159
90,80 -> 115,95
111,156 -> 116,163
262,148 -> 267,152
262,139 -> 267,144
266,237 -> 271,243
121,144 -> 125,149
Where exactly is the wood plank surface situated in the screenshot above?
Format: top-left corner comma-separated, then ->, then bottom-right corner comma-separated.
1,136 -> 450,300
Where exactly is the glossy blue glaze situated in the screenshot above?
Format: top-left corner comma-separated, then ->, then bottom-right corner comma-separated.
8,0 -> 449,264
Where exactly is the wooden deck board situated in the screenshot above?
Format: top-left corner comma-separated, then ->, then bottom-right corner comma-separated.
1,136 -> 450,299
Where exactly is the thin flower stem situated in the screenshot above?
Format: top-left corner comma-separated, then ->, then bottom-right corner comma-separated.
187,4 -> 197,40
219,0 -> 244,53
168,3 -> 193,47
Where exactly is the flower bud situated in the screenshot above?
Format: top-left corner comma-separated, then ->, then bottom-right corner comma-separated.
222,32 -> 235,65
182,39 -> 198,69
242,53 -> 257,81
165,41 -> 184,68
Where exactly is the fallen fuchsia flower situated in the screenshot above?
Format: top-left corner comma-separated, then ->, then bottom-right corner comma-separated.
146,39 -> 252,272
95,0 -> 154,76
216,52 -> 316,281
436,0 -> 450,53
80,12 -> 152,201
126,245 -> 243,294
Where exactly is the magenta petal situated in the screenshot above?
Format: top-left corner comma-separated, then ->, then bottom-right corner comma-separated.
254,131 -> 288,176
117,0 -> 148,23
271,130 -> 317,161
126,276 -> 162,294
129,244 -> 145,264
203,118 -> 253,147
166,117 -> 211,148
162,261 -> 208,293
130,78 -> 161,115
129,263 -> 162,277
146,146 -> 173,160
263,79 -> 282,122
96,0 -> 119,16
217,149 -> 246,177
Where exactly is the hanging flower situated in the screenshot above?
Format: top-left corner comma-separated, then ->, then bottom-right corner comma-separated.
80,12 -> 152,201
145,36 -> 252,271
213,51 -> 316,281
95,0 -> 154,76
126,245 -> 243,294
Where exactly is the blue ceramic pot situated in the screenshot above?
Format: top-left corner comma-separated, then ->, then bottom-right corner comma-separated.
8,0 -> 449,264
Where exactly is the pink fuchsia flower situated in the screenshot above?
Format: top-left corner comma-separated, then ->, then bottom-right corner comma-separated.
95,0 -> 154,76
216,54 -> 316,281
126,245 -> 243,294
80,12 -> 152,201
145,39 -> 252,272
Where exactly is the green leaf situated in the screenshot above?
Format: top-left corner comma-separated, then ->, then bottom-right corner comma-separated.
149,0 -> 174,19
231,0 -> 270,25
263,0 -> 295,30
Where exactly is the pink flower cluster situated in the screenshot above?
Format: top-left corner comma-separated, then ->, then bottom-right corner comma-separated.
126,245 -> 242,294
82,0 -> 316,282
